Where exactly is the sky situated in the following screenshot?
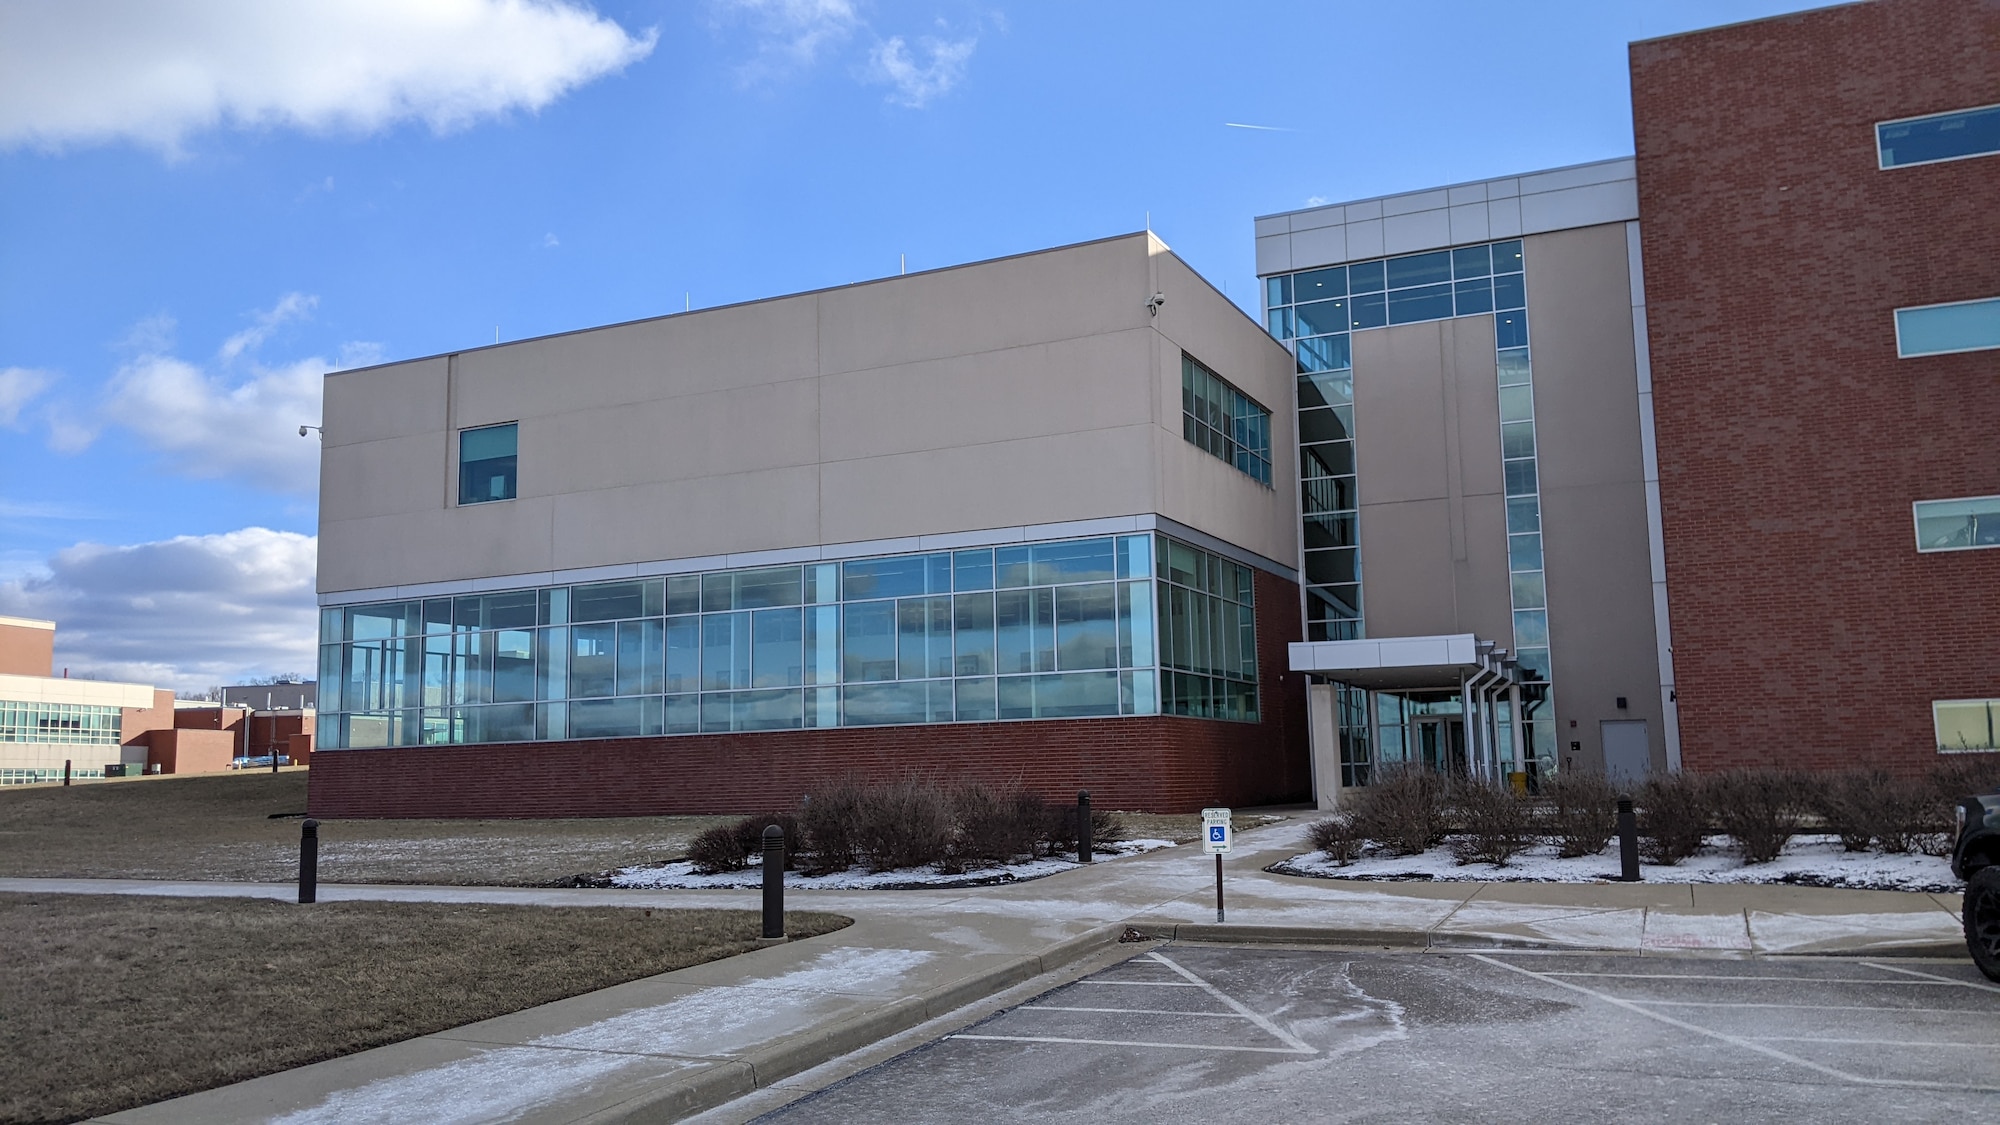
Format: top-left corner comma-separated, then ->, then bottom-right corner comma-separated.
0,0 -> 1831,692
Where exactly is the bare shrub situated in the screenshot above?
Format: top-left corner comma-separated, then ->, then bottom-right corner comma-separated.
1447,781 -> 1536,866
1351,765 -> 1448,856
1815,770 -> 1890,852
685,824 -> 750,874
1543,772 -> 1619,858
1041,801 -> 1127,856
1708,770 -> 1808,864
798,777 -> 869,875
1307,813 -> 1364,865
1909,758 -> 2000,856
1637,772 -> 1710,865
853,777 -> 954,872
731,813 -> 800,865
944,779 -> 1044,870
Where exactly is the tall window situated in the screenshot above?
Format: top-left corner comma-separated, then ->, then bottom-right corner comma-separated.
1877,103 -> 2000,169
1181,354 -> 1272,485
458,423 -> 518,504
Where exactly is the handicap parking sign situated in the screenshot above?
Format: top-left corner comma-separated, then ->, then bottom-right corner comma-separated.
1203,816 -> 1232,854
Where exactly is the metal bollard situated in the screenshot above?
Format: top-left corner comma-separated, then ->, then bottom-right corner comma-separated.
1078,790 -> 1093,864
63,759 -> 72,787
298,819 -> 319,903
1617,796 -> 1641,882
761,823 -> 785,940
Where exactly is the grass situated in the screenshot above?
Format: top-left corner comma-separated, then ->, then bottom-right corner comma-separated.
0,772 -> 736,885
0,892 -> 849,1125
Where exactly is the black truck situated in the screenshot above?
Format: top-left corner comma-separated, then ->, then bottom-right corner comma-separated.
1950,788 -> 2000,982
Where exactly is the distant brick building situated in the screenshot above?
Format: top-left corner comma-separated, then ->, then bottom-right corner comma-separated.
1632,0 -> 2000,773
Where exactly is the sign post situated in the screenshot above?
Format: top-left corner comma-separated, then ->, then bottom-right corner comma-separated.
1201,807 -> 1232,923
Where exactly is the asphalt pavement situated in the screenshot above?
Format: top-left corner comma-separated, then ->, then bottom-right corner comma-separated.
752,944 -> 2000,1124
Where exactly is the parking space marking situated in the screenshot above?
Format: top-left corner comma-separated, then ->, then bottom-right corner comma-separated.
1472,954 -> 2000,1093
1625,1001 -> 1988,1014
1862,961 -> 2000,995
1542,972 -> 1939,985
1750,1037 -> 2000,1049
1140,952 -> 1319,1054
1020,1006 -> 1251,1018
948,1034 -> 1313,1055
1074,980 -> 1201,988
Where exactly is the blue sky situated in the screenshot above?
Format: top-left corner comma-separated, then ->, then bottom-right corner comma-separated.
0,0 -> 1826,690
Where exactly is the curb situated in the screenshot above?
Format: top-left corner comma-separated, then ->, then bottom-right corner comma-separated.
1129,922 -> 1971,961
578,922 -> 1128,1124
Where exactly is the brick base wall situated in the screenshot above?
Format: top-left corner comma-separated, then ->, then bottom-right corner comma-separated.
307,568 -> 1309,818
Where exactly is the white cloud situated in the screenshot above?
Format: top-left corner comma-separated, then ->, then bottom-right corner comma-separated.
0,527 -> 317,692
219,292 -> 317,363
0,367 -> 53,426
867,34 -> 976,108
717,0 -> 861,80
103,353 -> 326,493
543,232 -> 561,248
0,0 -> 658,155
1305,195 -> 1330,207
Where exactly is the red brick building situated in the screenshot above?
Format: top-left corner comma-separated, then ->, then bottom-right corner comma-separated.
1633,0 -> 2000,772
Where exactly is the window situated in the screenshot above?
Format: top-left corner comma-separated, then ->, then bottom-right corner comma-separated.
1914,495 -> 2000,552
1894,297 -> 2000,358
1878,103 -> 2000,169
458,423 -> 517,504
1181,354 -> 1272,485
1935,699 -> 2000,754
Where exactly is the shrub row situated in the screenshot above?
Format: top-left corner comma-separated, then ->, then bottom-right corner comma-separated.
1307,757 -> 2000,868
686,775 -> 1126,875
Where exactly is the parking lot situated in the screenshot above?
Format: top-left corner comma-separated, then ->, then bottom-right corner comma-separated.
758,944 -> 2000,1123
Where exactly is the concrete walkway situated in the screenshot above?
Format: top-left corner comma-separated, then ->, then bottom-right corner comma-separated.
9,819 -> 1967,1124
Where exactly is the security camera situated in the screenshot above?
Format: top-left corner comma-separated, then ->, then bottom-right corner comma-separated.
1146,292 -> 1166,316
299,425 -> 310,437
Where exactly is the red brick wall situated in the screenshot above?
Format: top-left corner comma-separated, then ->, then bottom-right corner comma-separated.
1631,0 -> 2000,773
308,568 -> 1309,818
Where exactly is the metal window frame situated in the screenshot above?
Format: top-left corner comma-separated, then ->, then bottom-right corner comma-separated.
1911,493 -> 2000,554
1874,102 -> 2000,170
1892,295 -> 2000,359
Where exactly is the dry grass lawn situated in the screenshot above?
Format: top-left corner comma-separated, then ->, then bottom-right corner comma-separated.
0,892 -> 849,1125
0,772 -> 735,885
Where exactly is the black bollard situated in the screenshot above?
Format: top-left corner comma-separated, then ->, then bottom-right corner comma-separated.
761,823 -> 785,940
1077,790 -> 1093,863
1617,796 -> 1641,882
298,819 -> 319,903
63,759 -> 72,787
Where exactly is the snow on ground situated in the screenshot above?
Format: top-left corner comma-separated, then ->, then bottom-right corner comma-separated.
1269,834 -> 1961,894
610,839 -> 1179,890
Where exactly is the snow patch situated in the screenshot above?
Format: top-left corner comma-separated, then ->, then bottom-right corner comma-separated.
1269,834 -> 1961,894
609,839 -> 1177,890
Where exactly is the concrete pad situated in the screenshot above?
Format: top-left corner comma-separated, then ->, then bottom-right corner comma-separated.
1451,880 -> 1695,909
1641,907 -> 1753,952
1431,902 -> 1645,952
1689,882 -> 1958,916
1748,909 -> 1966,955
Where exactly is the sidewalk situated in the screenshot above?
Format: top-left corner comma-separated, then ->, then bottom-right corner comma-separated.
12,820 -> 1965,1124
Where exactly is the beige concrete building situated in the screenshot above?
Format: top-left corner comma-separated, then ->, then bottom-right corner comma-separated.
1258,158 -> 1675,797
312,233 -> 1314,817
0,616 -> 157,784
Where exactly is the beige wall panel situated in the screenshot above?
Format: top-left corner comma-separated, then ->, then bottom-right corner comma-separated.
1456,490 -> 1516,642
322,357 -> 447,447
319,434 -> 449,522
1523,223 -> 1663,772
1355,499 -> 1461,637
530,378 -> 821,496
820,426 -> 1158,544
1154,440 -> 1298,567
452,296 -> 822,426
1448,317 -> 1505,497
320,496 -> 557,593
1352,325 -> 1451,504
549,466 -> 825,569
816,237 -> 1147,376
819,330 -> 1154,463
1150,251 -> 1295,422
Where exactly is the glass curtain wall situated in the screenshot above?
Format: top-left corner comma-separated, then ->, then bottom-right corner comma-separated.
0,701 -> 123,746
318,533 -> 1262,748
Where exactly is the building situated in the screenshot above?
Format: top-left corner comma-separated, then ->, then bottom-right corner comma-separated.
310,233 -> 1310,816
1630,0 -> 2000,774
220,681 -> 317,712
1256,159 -> 1670,793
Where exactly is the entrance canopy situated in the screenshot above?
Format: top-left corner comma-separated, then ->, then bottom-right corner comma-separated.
1288,634 -> 1518,691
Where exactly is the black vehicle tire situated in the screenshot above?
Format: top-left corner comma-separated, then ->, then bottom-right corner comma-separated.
1965,866 -> 2000,984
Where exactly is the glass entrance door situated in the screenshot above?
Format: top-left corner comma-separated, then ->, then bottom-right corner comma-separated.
1413,716 -> 1466,775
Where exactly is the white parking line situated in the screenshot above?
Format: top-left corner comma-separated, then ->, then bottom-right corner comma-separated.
1861,961 -> 2000,995
1074,980 -> 1202,988
1543,973 -> 1945,985
1140,952 -> 1318,1055
1473,955 -> 2000,1094
1020,1005 -> 1251,1019
1626,1001 -> 1993,1014
1750,1037 -> 2000,1049
949,1034 -> 1312,1055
